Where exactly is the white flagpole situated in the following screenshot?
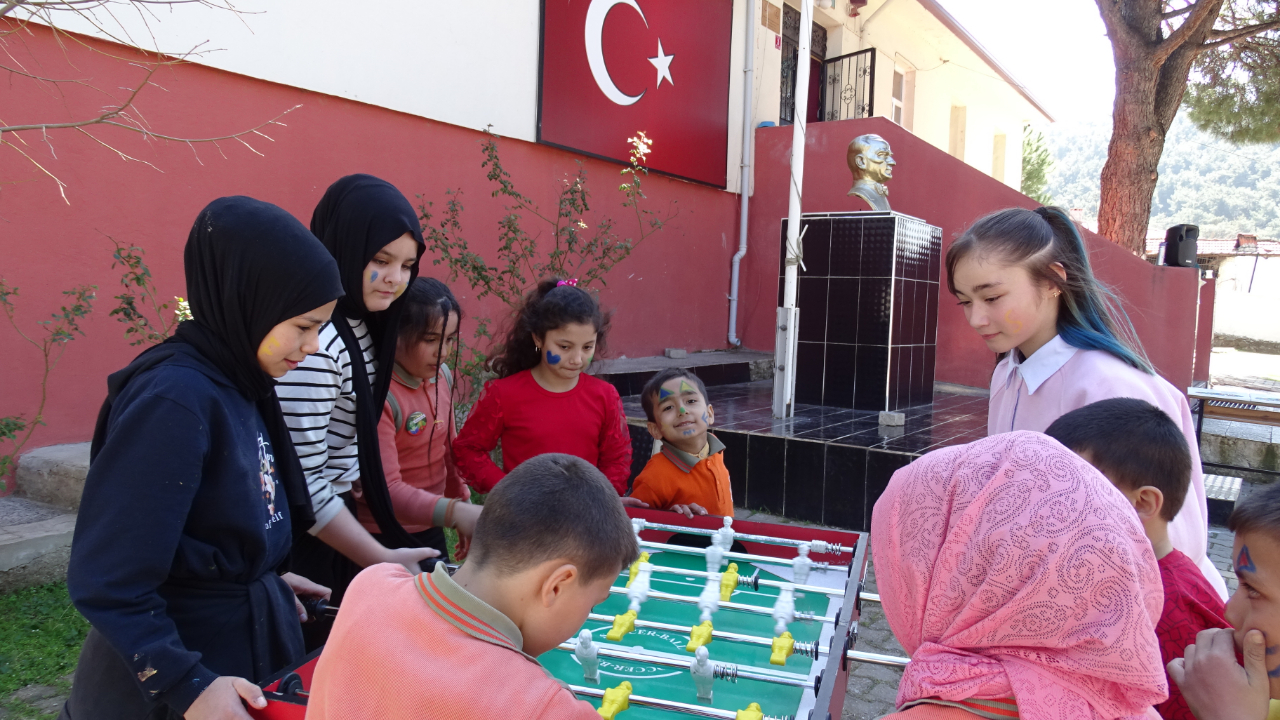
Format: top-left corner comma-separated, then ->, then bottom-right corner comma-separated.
773,0 -> 814,419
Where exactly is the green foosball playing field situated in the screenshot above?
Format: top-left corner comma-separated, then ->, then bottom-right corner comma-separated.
538,549 -> 840,720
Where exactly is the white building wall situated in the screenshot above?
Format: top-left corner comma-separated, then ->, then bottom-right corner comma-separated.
1214,256 -> 1280,343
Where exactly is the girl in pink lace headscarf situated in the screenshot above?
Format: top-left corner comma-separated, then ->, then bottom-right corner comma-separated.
871,431 -> 1168,720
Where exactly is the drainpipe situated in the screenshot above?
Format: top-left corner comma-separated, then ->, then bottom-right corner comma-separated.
728,0 -> 757,348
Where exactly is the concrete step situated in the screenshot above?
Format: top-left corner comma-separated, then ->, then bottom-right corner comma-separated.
16,441 -> 89,510
1205,474 -> 1243,525
590,350 -> 773,397
0,496 -> 76,593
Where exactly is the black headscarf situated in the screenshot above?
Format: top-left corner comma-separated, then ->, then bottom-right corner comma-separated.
91,196 -> 344,539
310,174 -> 425,547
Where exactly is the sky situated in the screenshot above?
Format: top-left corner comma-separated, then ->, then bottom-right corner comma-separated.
929,0 -> 1119,127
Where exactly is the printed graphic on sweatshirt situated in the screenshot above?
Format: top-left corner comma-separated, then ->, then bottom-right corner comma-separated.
258,433 -> 283,529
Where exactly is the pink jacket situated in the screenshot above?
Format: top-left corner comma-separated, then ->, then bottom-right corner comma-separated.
987,335 -> 1226,600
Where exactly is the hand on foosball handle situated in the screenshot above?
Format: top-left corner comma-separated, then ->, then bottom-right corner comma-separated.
669,503 -> 707,519
184,676 -> 265,720
619,496 -> 649,508
280,572 -> 330,623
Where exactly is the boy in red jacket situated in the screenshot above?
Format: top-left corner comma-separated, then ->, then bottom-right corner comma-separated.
629,369 -> 733,519
1047,398 -> 1230,720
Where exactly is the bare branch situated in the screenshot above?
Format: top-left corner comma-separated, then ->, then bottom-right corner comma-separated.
2,138 -> 68,202
1203,19 -> 1280,49
1154,0 -> 1221,64
1162,3 -> 1195,20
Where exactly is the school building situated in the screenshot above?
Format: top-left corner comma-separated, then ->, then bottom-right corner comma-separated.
0,0 -> 1202,473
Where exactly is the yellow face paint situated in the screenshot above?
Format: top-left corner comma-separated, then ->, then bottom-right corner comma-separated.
1004,310 -> 1023,334
680,380 -> 696,394
393,282 -> 407,299
259,334 -> 284,357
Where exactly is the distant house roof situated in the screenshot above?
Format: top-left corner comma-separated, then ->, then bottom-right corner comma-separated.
1144,235 -> 1280,257
918,0 -> 1055,122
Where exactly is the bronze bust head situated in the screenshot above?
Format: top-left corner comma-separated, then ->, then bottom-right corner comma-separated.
847,134 -> 895,211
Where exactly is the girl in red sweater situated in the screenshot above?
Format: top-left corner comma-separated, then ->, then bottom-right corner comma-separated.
454,278 -> 637,497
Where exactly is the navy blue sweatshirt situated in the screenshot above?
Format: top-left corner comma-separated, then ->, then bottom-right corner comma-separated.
68,346 -> 301,712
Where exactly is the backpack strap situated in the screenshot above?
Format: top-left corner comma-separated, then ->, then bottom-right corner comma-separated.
386,391 -> 404,432
439,363 -> 454,390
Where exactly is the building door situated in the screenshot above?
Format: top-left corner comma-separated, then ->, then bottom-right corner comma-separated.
780,4 -> 826,126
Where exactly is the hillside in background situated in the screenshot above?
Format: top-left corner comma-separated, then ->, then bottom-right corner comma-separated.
1044,115 -> 1280,239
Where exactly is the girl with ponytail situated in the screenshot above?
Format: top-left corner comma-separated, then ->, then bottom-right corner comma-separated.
946,205 -> 1226,599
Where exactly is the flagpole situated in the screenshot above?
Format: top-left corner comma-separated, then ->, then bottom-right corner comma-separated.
772,0 -> 813,419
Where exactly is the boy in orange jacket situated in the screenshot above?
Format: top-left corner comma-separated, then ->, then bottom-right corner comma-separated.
628,369 -> 733,519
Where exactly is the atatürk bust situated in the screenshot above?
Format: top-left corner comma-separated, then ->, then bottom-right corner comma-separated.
847,134 -> 895,211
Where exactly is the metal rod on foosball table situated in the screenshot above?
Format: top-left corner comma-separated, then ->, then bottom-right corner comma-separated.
621,563 -> 863,600
558,642 -> 814,689
843,650 -> 908,668
635,520 -> 853,555
585,613 -> 823,660
639,540 -> 849,574
608,586 -> 835,624
570,684 -> 796,720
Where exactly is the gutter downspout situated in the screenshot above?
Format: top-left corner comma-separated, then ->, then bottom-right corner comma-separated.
728,0 -> 756,348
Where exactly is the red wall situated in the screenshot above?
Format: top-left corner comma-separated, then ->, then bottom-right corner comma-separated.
740,117 -> 1200,391
1195,278 -> 1215,384
0,23 -> 740,451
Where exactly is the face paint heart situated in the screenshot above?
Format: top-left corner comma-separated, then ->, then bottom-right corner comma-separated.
370,270 -> 379,282
546,350 -> 561,365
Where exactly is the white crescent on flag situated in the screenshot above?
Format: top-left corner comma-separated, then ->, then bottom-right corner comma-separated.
584,0 -> 647,106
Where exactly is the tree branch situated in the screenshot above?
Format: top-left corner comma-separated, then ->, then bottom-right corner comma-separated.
1095,0 -> 1146,54
1162,3 -> 1195,20
1203,19 -> 1280,49
1154,0 -> 1222,64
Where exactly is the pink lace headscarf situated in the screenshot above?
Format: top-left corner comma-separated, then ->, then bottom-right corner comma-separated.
870,431 -> 1168,720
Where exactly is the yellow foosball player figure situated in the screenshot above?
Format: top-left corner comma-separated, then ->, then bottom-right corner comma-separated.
769,632 -> 795,666
597,681 -> 632,719
625,552 -> 650,588
607,610 -> 637,641
686,620 -> 714,651
735,702 -> 764,720
719,562 -> 739,602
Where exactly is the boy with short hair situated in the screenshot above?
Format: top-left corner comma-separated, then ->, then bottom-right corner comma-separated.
1046,397 -> 1229,720
1168,481 -> 1280,720
630,369 -> 733,519
306,453 -> 640,719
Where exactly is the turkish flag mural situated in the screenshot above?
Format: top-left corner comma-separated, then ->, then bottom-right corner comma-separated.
538,0 -> 735,187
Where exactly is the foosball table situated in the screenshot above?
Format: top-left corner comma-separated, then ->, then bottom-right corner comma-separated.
250,508 -> 902,720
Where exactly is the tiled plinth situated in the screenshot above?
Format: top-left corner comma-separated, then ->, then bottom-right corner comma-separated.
623,380 -> 989,531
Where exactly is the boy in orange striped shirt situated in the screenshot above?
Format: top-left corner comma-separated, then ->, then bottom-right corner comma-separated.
628,370 -> 734,518
306,454 -> 639,719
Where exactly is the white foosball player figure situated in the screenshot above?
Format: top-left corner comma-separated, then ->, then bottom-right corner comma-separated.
705,542 -> 725,573
772,584 -> 796,637
627,562 -> 653,613
690,645 -> 715,701
793,543 -> 813,586
698,573 -> 722,623
576,629 -> 600,683
716,516 -> 734,551
632,518 -> 646,539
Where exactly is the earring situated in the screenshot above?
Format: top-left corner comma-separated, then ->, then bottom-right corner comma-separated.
535,345 -> 541,354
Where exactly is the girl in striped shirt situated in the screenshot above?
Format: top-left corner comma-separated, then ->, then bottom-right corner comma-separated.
275,175 -> 437,642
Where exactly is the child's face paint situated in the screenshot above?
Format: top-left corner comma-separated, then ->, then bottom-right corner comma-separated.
951,255 -> 1061,359
1223,532 -> 1280,696
535,323 -> 597,382
256,300 -> 337,378
363,233 -> 418,313
647,376 -> 715,450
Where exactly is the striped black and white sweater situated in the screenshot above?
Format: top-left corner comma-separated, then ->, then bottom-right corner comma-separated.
275,317 -> 376,533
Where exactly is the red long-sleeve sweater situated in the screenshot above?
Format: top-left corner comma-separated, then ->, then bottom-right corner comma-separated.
453,370 -> 632,494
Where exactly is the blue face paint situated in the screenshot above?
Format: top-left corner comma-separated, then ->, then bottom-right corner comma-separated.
701,412 -> 709,424
546,350 -> 561,365
1269,665 -> 1280,678
370,271 -> 378,282
1267,645 -> 1280,655
658,387 -> 675,401
1239,545 -> 1258,574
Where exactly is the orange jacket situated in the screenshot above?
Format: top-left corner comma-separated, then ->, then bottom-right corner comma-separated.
629,434 -> 733,516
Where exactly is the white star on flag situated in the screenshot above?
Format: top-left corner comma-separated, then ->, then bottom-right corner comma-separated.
648,39 -> 674,88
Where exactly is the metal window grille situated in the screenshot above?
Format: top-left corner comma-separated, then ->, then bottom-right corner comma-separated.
779,4 -> 828,126
818,48 -> 876,123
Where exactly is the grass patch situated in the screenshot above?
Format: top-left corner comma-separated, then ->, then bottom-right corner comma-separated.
0,582 -> 88,717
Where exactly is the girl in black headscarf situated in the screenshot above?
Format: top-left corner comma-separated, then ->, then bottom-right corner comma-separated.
61,197 -> 344,720
274,175 -> 436,641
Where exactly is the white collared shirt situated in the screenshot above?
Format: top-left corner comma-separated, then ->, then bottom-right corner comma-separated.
1006,334 -> 1079,395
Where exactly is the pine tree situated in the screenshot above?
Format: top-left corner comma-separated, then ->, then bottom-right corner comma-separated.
1184,2 -> 1280,145
1021,126 -> 1054,205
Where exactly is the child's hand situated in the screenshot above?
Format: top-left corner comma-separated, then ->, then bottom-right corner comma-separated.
454,533 -> 471,561
385,546 -> 441,574
670,503 -> 707,519
184,675 -> 265,720
452,502 -> 483,538
1169,628 -> 1271,720
280,572 -> 331,622
620,496 -> 649,508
